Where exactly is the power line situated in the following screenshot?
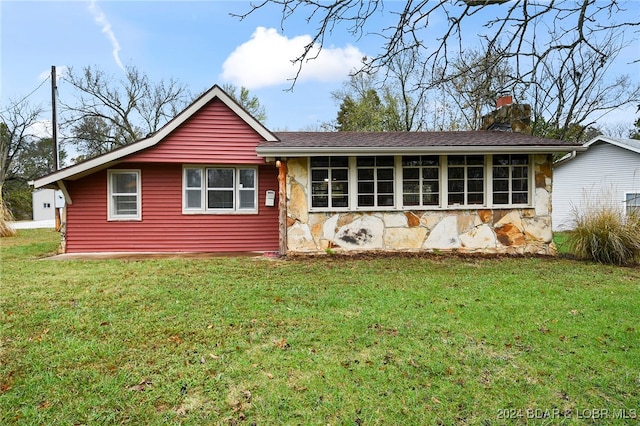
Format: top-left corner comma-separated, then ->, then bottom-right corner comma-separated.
0,75 -> 51,114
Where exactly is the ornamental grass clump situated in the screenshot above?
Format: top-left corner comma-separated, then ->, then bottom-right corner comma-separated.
568,198 -> 640,265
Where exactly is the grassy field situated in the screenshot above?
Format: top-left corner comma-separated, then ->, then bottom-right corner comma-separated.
1,229 -> 639,425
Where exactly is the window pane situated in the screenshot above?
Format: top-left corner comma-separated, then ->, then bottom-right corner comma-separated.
332,181 -> 349,195
357,157 -> 375,167
512,179 -> 528,192
403,182 -> 419,193
448,167 -> 464,179
208,190 -> 234,208
448,156 -> 465,165
186,189 -> 201,209
312,182 -> 328,195
208,169 -> 233,188
468,193 -> 484,204
239,190 -> 255,209
311,157 -> 329,167
186,169 -> 202,188
358,168 -> 374,180
449,193 -> 464,204
377,156 -> 394,167
423,193 -> 439,205
513,192 -> 529,204
378,194 -> 394,206
403,168 -> 419,180
493,166 -> 509,179
404,194 -> 419,205
493,155 -> 510,166
358,182 -> 374,194
402,156 -> 420,167
239,169 -> 255,189
468,167 -> 484,179
494,180 -> 509,192
377,182 -> 394,194
114,195 -> 137,215
312,169 -> 328,182
332,169 -> 348,181
448,180 -> 464,193
312,196 -> 329,208
423,156 -> 439,166
113,173 -> 137,194
511,154 -> 529,165
377,168 -> 394,181
330,157 -> 349,167
468,180 -> 484,192
423,168 -> 439,180
358,194 -> 374,206
332,195 -> 349,207
467,155 -> 484,165
493,193 -> 509,204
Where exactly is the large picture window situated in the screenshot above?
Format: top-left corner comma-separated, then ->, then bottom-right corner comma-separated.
493,154 -> 529,205
108,170 -> 141,220
183,166 -> 257,213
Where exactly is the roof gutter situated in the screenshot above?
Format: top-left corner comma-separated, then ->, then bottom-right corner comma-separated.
256,145 -> 588,158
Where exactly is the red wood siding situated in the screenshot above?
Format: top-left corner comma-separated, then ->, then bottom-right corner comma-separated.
64,163 -> 280,253
126,99 -> 265,165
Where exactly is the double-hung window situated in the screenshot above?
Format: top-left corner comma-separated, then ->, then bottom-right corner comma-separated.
310,157 -> 349,208
108,170 -> 141,220
492,154 -> 530,205
402,156 -> 440,207
357,156 -> 395,207
447,155 -> 484,206
183,166 -> 257,213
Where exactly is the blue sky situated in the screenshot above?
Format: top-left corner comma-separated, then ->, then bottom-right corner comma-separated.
1,0 -> 639,135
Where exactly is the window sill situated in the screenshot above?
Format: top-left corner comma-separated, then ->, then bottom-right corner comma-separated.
182,210 -> 259,215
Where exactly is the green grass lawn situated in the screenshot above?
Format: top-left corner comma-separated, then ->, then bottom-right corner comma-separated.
1,230 -> 639,425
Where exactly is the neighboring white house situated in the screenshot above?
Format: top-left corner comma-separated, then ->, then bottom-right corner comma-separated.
552,136 -> 640,231
32,189 -> 65,221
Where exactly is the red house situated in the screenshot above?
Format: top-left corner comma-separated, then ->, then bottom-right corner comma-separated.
35,85 -> 584,256
34,85 -> 281,254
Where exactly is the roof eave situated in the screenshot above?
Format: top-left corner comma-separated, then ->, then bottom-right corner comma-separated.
256,145 -> 587,157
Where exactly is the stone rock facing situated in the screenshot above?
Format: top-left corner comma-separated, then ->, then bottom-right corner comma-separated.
284,155 -> 556,255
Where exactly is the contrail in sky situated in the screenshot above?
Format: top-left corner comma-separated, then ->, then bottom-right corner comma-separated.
88,0 -> 125,71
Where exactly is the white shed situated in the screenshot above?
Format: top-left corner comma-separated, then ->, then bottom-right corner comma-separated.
552,136 -> 640,231
32,189 -> 65,221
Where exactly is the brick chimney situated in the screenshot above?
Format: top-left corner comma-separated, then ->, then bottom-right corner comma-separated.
496,95 -> 513,109
481,95 -> 531,134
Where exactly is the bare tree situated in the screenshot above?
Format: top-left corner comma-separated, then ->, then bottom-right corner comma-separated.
0,101 -> 45,234
61,65 -> 192,159
234,1 -> 639,89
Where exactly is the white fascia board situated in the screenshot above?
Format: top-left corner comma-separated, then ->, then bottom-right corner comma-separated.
256,145 -> 587,157
583,136 -> 640,155
33,85 -> 278,189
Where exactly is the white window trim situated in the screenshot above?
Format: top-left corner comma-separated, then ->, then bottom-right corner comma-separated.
107,169 -> 141,221
624,192 -> 640,216
308,154 -> 534,213
182,165 -> 258,215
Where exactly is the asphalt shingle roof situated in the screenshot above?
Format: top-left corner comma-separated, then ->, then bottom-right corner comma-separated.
256,131 -> 584,156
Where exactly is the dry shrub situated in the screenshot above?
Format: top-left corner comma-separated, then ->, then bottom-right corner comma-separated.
1,199 -> 17,237
568,191 -> 640,265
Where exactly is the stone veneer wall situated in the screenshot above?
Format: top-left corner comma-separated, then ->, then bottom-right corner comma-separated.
284,155 -> 556,255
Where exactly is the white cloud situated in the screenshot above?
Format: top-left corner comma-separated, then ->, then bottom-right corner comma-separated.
38,66 -> 69,83
220,27 -> 364,89
88,0 -> 125,71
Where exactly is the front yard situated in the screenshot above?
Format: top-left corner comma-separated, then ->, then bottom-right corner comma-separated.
1,230 -> 639,424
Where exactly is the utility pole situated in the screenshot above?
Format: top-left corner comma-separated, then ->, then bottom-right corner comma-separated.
51,65 -> 58,171
51,65 -> 61,231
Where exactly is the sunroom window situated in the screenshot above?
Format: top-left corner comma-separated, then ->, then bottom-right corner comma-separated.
493,154 -> 529,205
357,156 -> 395,207
310,157 -> 349,208
447,155 -> 484,206
626,193 -> 640,216
402,156 -> 440,207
